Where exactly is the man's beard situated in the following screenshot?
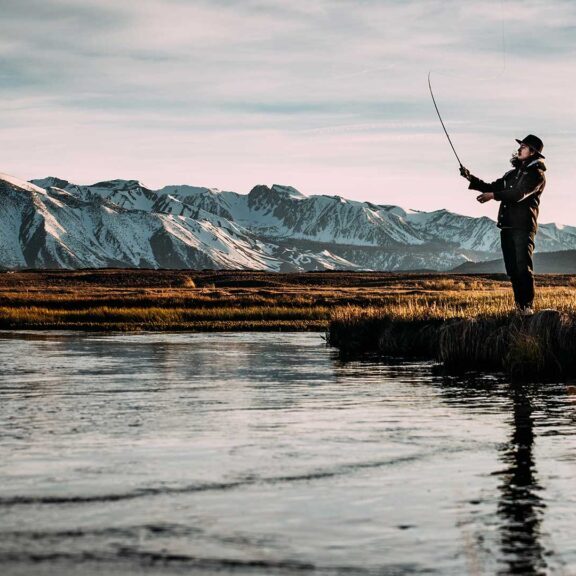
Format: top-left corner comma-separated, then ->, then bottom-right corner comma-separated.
510,152 -> 521,167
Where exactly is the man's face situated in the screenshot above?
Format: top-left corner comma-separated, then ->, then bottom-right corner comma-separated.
517,143 -> 535,161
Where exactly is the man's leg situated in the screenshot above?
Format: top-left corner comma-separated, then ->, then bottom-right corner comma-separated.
500,229 -> 522,305
511,229 -> 535,308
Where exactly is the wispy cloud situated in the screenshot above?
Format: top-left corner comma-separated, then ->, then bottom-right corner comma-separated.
0,0 -> 574,223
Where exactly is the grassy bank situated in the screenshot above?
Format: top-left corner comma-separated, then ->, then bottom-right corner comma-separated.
1,270 -> 576,340
328,302 -> 576,380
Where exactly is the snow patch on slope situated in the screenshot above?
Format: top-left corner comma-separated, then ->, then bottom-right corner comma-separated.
1,172 -> 47,195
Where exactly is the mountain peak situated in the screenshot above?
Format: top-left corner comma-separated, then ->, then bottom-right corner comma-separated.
1,172 -> 46,195
89,179 -> 151,191
270,184 -> 306,199
248,184 -> 307,202
30,176 -> 71,190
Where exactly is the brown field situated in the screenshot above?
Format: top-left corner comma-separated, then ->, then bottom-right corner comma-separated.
1,268 -> 576,333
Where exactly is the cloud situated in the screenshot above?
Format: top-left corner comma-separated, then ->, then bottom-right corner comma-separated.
0,0 -> 574,224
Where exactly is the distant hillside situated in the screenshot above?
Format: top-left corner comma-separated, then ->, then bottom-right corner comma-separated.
451,250 -> 576,273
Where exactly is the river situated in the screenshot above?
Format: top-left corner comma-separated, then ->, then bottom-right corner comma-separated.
0,331 -> 575,575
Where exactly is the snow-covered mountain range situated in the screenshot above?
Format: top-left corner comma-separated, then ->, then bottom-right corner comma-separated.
1,171 -> 575,271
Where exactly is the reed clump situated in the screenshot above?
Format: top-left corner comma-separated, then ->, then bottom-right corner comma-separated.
328,307 -> 576,380
178,276 -> 196,288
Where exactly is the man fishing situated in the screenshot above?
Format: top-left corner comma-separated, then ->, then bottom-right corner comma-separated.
459,135 -> 546,316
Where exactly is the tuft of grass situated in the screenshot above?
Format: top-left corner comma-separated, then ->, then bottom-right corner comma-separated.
178,276 -> 196,288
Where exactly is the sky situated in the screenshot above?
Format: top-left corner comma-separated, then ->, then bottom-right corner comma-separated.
1,0 -> 575,225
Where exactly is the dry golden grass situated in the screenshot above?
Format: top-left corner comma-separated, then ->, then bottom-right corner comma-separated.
0,305 -> 329,325
330,287 -> 576,324
1,269 -> 575,334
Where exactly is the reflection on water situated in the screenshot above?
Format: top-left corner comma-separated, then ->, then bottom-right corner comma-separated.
497,386 -> 546,576
495,382 -> 576,576
0,331 -> 575,576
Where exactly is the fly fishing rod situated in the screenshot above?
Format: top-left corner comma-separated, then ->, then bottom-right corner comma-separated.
427,71 -> 464,169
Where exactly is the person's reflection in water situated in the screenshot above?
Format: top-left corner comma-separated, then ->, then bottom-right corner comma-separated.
497,385 -> 548,575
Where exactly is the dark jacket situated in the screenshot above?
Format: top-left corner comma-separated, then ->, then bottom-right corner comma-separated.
468,157 -> 546,233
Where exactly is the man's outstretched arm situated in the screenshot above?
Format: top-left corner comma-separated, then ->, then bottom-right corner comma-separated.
460,166 -> 511,204
460,167 -> 507,193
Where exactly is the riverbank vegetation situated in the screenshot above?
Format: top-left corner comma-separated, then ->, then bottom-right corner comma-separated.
1,270 -> 575,345
328,301 -> 576,380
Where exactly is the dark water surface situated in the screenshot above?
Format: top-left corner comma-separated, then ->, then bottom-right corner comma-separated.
0,331 -> 575,575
